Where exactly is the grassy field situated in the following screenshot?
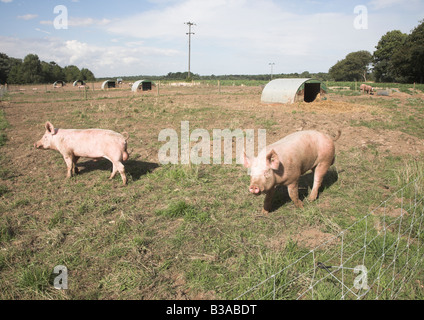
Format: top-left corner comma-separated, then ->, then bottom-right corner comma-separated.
0,81 -> 423,300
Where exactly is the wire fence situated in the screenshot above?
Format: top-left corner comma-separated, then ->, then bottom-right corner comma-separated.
236,177 -> 424,300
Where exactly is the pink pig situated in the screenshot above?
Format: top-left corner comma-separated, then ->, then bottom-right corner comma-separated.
35,121 -> 129,185
243,130 -> 341,214
360,84 -> 373,94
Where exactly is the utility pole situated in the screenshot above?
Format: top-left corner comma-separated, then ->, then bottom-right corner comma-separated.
185,21 -> 196,79
269,62 -> 275,80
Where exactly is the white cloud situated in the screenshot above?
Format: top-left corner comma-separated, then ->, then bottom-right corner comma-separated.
0,0 -> 13,3
17,14 -> 38,20
40,17 -> 112,27
68,17 -> 112,27
104,0 -> 380,74
35,28 -> 51,35
0,36 -> 182,77
369,0 -> 421,10
3,0 -> 422,76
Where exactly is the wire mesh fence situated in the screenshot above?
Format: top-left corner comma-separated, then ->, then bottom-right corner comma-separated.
236,177 -> 424,300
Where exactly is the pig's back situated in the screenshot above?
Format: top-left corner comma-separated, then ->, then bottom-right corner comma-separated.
266,130 -> 333,173
59,128 -> 125,158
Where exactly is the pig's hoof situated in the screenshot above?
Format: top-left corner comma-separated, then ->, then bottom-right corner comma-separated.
262,208 -> 270,215
307,195 -> 317,202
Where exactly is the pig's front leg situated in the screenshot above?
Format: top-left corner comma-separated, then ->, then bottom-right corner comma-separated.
63,154 -> 78,179
262,187 -> 276,214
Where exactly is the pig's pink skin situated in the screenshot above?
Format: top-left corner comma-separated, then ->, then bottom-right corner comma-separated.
35,121 -> 129,185
243,130 -> 341,214
360,84 -> 373,94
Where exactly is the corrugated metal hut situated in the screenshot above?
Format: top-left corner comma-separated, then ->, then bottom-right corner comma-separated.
73,80 -> 85,86
101,80 -> 116,90
261,78 -> 325,104
53,80 -> 65,87
131,80 -> 155,92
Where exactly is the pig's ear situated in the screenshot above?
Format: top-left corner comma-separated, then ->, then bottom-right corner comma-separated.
242,151 -> 251,168
45,122 -> 56,135
266,149 -> 280,170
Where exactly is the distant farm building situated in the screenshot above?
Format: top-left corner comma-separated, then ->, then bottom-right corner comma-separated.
101,80 -> 116,90
73,80 -> 85,87
131,80 -> 155,92
261,78 -> 326,104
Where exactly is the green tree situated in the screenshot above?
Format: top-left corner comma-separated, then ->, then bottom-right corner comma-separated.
373,30 -> 408,82
0,53 -> 11,84
21,54 -> 44,84
80,68 -> 95,81
329,50 -> 373,81
63,65 -> 82,83
7,58 -> 23,84
50,62 -> 65,82
404,20 -> 424,83
41,61 -> 66,83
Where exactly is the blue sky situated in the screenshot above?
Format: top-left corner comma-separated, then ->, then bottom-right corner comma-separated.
0,0 -> 423,78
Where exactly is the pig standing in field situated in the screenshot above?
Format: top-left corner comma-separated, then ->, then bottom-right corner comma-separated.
360,84 -> 373,94
34,121 -> 129,185
242,130 -> 341,214
366,85 -> 374,94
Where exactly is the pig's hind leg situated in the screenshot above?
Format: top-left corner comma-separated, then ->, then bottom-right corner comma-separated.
73,156 -> 80,174
109,160 -> 127,185
288,181 -> 303,208
308,162 -> 331,201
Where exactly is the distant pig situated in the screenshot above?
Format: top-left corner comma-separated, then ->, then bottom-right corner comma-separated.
360,84 -> 373,94
242,130 -> 341,214
35,121 -> 129,185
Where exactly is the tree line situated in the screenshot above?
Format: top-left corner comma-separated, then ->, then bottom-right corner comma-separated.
329,20 -> 424,83
0,53 -> 95,85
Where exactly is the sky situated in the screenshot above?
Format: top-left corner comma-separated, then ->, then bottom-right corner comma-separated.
0,0 -> 423,78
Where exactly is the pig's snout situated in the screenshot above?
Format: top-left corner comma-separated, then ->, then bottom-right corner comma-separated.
249,185 -> 261,195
